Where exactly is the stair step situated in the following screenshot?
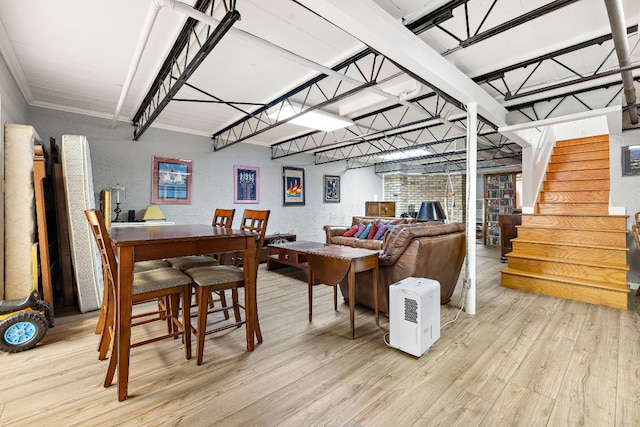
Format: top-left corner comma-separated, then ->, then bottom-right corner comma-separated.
507,252 -> 628,269
546,169 -> 609,181
505,255 -> 628,283
551,149 -> 609,163
543,179 -> 609,191
537,202 -> 608,215
501,269 -> 628,310
521,214 -> 627,229
553,141 -> 609,154
539,190 -> 608,203
556,134 -> 609,146
511,240 -> 628,264
547,158 -> 610,171
516,226 -> 627,247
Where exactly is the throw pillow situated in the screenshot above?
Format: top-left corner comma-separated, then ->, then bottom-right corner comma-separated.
343,224 -> 358,237
367,223 -> 378,239
353,222 -> 367,238
359,223 -> 372,239
373,223 -> 387,240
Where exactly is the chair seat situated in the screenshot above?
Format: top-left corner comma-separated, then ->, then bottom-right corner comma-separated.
185,265 -> 243,287
166,255 -> 219,271
134,268 -> 192,295
134,259 -> 170,273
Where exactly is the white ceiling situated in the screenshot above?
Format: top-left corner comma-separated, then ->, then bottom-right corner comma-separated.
1,0 -> 639,173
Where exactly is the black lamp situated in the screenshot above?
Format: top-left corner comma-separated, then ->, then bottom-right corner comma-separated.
416,201 -> 446,222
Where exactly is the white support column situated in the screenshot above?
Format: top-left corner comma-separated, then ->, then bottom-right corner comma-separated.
465,102 -> 478,315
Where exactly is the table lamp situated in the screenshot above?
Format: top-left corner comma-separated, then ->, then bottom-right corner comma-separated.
142,204 -> 166,222
416,201 -> 446,222
111,184 -> 125,222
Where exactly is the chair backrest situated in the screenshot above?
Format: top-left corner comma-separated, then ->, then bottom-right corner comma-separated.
212,208 -> 235,228
84,209 -> 116,294
636,211 -> 640,226
239,209 -> 270,269
632,224 -> 640,249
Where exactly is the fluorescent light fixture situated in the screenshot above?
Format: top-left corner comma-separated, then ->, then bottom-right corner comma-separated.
268,102 -> 353,132
379,148 -> 433,161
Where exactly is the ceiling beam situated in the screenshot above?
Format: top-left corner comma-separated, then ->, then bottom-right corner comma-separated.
133,9 -> 240,140
297,0 -> 510,131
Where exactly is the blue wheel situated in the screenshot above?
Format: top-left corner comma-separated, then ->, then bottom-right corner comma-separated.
0,311 -> 47,353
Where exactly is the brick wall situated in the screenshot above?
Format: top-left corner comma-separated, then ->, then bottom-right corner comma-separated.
383,173 -> 466,223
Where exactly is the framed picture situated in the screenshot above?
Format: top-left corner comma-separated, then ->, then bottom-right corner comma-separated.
621,144 -> 640,176
324,175 -> 340,203
282,166 -> 305,206
151,156 -> 192,204
234,165 -> 259,203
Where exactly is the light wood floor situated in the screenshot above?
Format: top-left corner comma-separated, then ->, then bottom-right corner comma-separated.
1,245 -> 639,426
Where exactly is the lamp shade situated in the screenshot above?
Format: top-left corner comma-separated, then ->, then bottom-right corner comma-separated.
416,201 -> 446,222
142,205 -> 166,221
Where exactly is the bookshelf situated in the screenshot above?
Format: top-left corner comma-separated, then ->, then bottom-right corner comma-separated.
484,173 -> 517,246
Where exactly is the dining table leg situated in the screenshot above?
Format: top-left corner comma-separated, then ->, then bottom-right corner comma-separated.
244,237 -> 256,351
116,246 -> 134,401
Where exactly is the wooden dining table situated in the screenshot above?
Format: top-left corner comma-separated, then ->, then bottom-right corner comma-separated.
109,224 -> 258,401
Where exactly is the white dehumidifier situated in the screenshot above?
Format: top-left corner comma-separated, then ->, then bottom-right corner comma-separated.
389,277 -> 440,357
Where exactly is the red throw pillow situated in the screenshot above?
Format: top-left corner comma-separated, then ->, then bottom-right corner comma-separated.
343,224 -> 359,237
367,223 -> 378,239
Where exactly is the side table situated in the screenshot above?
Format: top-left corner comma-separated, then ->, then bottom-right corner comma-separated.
305,245 -> 379,339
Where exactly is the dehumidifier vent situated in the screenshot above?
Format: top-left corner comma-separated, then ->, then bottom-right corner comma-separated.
404,298 -> 418,323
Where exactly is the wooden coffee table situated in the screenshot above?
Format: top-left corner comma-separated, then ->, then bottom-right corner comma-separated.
266,240 -> 328,271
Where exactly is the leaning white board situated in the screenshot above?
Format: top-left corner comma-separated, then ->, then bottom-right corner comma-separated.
61,134 -> 103,312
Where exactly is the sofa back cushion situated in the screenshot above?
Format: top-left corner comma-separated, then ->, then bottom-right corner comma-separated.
351,216 -> 415,227
380,222 -> 465,265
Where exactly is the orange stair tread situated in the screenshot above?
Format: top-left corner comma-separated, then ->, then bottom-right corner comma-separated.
501,268 -> 629,290
511,237 -> 629,251
505,252 -> 629,270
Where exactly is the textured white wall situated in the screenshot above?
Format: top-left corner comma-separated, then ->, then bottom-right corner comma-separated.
28,107 -> 382,242
610,129 -> 640,287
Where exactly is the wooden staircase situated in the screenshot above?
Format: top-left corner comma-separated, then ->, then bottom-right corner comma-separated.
501,134 -> 630,309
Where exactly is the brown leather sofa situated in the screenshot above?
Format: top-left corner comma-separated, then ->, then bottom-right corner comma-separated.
323,216 -> 416,250
327,222 -> 466,313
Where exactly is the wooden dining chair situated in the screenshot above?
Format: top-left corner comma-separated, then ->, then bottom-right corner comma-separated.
184,209 -> 269,365
165,208 -> 236,270
84,209 -> 192,387
165,208 -> 236,319
94,258 -> 171,338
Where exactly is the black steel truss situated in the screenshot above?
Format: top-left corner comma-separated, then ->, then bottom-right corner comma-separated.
505,76 -> 640,122
132,1 -> 239,140
212,50 -> 401,150
374,155 -> 521,174
409,0 -> 579,54
316,125 -> 508,171
270,92 -> 450,159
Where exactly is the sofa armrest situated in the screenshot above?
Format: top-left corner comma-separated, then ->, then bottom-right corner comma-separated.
323,225 -> 349,243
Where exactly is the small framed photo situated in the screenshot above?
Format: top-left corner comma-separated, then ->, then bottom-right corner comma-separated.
282,166 -> 305,206
324,175 -> 340,203
151,156 -> 192,204
621,144 -> 640,176
234,165 -> 259,203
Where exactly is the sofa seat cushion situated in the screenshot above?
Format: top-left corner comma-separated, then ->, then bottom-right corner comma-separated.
329,236 -> 383,250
